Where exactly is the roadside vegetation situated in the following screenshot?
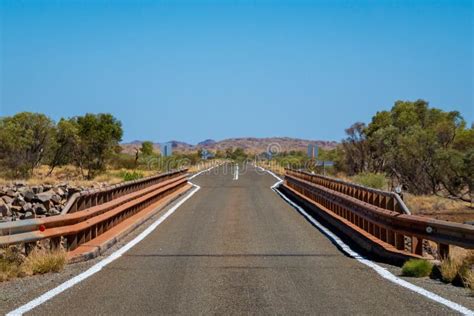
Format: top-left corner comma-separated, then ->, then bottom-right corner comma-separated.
261,100 -> 473,223
401,259 -> 433,277
399,250 -> 473,294
0,246 -> 67,282
0,112 -> 218,186
434,250 -> 474,292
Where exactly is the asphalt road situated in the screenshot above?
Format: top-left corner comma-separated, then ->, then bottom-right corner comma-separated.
28,164 -> 456,315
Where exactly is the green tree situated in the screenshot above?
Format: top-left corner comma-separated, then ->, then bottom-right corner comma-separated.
342,99 -> 473,199
0,112 -> 55,177
73,113 -> 123,179
342,122 -> 369,175
140,141 -> 154,156
47,118 -> 80,175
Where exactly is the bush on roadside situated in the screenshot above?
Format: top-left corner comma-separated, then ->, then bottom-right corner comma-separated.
117,171 -> 144,181
401,259 -> 433,277
0,247 -> 67,281
352,172 -> 388,190
0,246 -> 26,282
440,257 -> 462,283
22,249 -> 67,275
458,253 -> 474,290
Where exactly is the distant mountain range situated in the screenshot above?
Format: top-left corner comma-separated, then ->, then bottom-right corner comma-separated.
121,137 -> 338,155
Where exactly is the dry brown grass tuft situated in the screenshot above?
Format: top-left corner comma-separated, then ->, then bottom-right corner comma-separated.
440,257 -> 462,283
22,249 -> 67,275
463,270 -> 474,295
0,247 -> 67,282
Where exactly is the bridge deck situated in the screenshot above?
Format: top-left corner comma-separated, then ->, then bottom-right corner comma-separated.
31,165 -> 454,315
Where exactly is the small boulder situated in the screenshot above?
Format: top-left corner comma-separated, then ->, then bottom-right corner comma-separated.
32,186 -> 43,194
13,196 -> 26,207
22,211 -> 35,219
0,200 -> 11,217
36,190 -> 54,203
34,204 -> 47,215
10,205 -> 22,214
2,195 -> 14,205
23,190 -> 36,202
6,190 -> 17,198
22,202 -> 32,212
48,208 -> 61,216
51,194 -> 61,204
54,187 -> 65,197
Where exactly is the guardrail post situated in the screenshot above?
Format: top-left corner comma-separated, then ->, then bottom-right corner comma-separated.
50,237 -> 61,250
395,233 -> 405,250
438,243 -> 450,259
411,236 -> 423,255
387,230 -> 395,246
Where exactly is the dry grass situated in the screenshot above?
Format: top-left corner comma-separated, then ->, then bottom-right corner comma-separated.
439,257 -> 462,283
0,247 -> 67,282
463,270 -> 474,295
22,249 -> 67,275
405,194 -> 473,223
437,250 -> 473,290
0,165 -> 160,187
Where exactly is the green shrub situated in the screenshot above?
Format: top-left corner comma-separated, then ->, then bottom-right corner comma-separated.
402,259 -> 433,277
118,171 -> 143,181
352,172 -> 387,190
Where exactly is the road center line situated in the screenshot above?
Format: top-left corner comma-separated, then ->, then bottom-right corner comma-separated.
233,164 -> 239,180
259,166 -> 473,316
7,165 -> 219,316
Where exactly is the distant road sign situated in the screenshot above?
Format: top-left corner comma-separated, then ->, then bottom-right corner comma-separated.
307,144 -> 319,159
161,142 -> 173,157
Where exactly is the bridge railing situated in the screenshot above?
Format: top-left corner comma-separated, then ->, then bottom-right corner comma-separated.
62,169 -> 188,214
0,169 -> 189,254
283,169 -> 474,260
285,168 -> 410,214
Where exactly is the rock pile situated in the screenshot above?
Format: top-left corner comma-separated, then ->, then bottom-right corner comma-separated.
0,182 -> 84,222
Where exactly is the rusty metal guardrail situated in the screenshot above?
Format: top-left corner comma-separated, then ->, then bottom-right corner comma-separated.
284,169 -> 474,259
0,169 -> 189,254
62,169 -> 187,214
286,169 -> 410,214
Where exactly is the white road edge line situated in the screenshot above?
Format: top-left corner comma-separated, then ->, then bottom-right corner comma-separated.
259,166 -> 473,316
7,165 -> 220,316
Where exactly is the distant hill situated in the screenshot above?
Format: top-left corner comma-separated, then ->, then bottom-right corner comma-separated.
121,137 -> 338,154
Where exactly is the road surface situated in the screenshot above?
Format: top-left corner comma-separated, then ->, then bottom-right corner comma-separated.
27,164 -> 455,315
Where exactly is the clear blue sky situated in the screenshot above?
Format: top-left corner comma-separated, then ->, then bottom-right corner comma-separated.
1,0 -> 472,144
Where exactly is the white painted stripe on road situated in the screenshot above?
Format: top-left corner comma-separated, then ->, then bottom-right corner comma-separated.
7,164 -> 222,315
259,167 -> 473,316
233,164 -> 239,180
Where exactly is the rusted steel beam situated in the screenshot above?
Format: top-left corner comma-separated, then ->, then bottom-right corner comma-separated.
284,174 -> 474,250
0,174 -> 188,249
60,169 -> 188,215
285,168 -> 411,215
